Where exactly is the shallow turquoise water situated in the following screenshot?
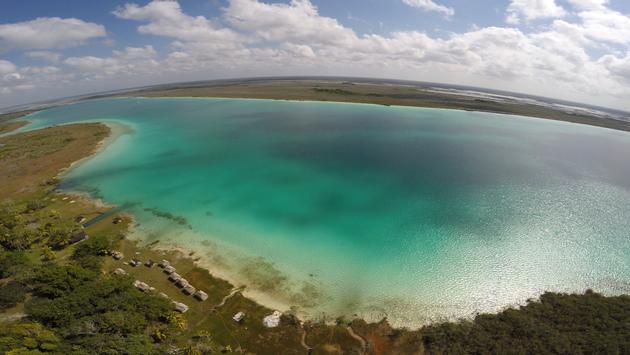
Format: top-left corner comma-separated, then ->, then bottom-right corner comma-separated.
24,97 -> 630,325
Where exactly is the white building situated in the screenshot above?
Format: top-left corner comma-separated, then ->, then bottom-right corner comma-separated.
173,302 -> 189,313
193,290 -> 208,301
233,312 -> 245,323
262,311 -> 282,328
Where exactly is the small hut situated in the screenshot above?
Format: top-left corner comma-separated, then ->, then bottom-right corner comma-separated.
112,268 -> 126,275
193,290 -> 208,301
69,231 -> 89,244
144,260 -> 155,268
158,259 -> 170,268
232,312 -> 245,323
182,284 -> 197,295
263,311 -> 282,328
163,265 -> 176,274
111,251 -> 124,260
133,280 -> 151,292
74,215 -> 87,224
129,259 -> 141,267
173,302 -> 189,313
175,278 -> 190,288
168,273 -> 182,282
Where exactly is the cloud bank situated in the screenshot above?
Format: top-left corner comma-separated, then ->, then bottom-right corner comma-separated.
1,0 -> 630,111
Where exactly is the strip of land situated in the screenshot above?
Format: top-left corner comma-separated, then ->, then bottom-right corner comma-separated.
128,78 -> 630,133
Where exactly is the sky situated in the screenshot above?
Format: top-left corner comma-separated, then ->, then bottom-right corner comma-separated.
1,0 -> 630,110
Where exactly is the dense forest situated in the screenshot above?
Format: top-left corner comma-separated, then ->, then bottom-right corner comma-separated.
420,290 -> 630,354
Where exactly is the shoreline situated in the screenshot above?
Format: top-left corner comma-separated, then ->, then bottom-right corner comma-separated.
57,120 -> 133,178
129,94 -> 630,135
123,225 -> 329,325
125,78 -> 630,133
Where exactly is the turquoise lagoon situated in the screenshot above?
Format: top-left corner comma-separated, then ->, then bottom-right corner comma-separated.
23,98 -> 630,326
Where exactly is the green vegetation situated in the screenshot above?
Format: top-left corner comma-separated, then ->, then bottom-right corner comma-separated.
0,281 -> 27,311
0,322 -> 61,354
26,269 -> 173,352
0,110 -> 31,134
420,290 -> 630,354
0,110 -> 34,123
312,87 -> 356,95
0,202 -> 82,252
0,251 -> 29,278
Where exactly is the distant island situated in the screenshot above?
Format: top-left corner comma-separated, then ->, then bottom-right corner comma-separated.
1,88 -> 629,353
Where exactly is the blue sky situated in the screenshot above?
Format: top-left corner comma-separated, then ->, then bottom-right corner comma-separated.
1,0 -> 630,110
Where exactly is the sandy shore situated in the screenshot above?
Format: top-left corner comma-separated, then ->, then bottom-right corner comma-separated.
60,121 -> 133,176
124,225 -> 318,321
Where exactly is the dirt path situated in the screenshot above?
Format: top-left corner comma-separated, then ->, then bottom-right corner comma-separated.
213,286 -> 245,310
300,328 -> 313,354
346,325 -> 368,355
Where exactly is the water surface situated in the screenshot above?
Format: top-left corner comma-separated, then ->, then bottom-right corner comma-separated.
24,97 -> 630,326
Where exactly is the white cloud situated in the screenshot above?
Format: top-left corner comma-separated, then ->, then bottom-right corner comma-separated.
600,51 -> 630,83
3,0 -> 630,111
577,8 -> 630,45
506,0 -> 566,24
567,0 -> 608,10
62,46 -> 161,84
113,45 -> 157,60
402,0 -> 454,17
225,0 -> 355,46
0,17 -> 106,51
25,51 -> 62,63
0,59 -> 17,75
64,56 -> 119,71
283,44 -> 316,58
113,1 -> 241,45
